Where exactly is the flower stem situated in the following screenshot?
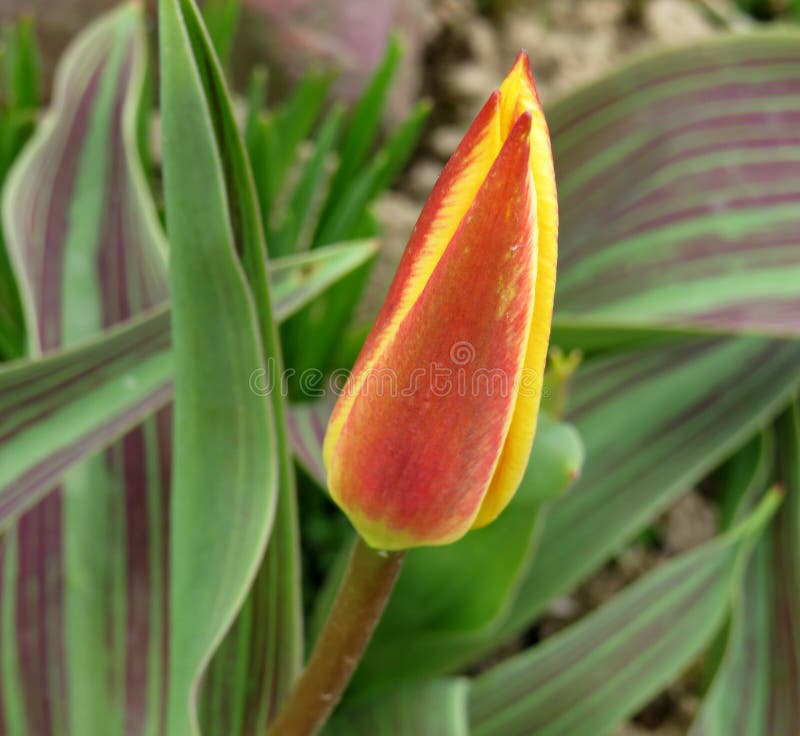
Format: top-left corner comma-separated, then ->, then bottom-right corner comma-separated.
267,537 -> 406,736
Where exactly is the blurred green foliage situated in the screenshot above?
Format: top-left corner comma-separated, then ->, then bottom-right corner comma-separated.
0,17 -> 39,360
736,0 -> 800,20
244,37 -> 431,398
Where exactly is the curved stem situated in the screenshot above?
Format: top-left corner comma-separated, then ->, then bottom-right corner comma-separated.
267,536 -> 406,736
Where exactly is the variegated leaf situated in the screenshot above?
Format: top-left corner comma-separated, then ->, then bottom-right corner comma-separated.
553,34 -> 800,337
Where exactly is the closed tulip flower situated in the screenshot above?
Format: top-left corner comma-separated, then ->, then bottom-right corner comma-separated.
323,52 -> 557,550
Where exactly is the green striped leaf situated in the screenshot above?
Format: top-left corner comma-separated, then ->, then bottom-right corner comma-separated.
0,243 -> 376,555
692,403 -> 800,735
160,1 -> 303,733
468,492 -> 780,736
325,679 -> 470,736
160,0 -> 290,733
0,309 -> 171,529
270,240 -> 378,322
286,398 -> 333,487
552,34 -> 800,337
0,7 -> 172,734
497,337 -> 800,648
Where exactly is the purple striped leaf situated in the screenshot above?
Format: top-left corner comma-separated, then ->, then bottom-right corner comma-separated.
0,6 -> 171,735
286,397 -> 334,488
552,34 -> 800,337
499,337 -> 800,644
691,403 -> 800,735
0,29 -> 375,736
0,241 -> 378,541
0,308 -> 171,529
468,492 -> 780,736
3,9 -> 168,354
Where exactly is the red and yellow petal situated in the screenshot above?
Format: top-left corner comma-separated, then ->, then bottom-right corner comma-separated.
325,114 -> 537,549
473,52 -> 558,528
323,89 -> 504,472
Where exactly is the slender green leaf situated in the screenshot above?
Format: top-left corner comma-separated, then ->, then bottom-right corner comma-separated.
269,104 -> 345,255
325,679 -> 470,736
692,403 -> 800,735
201,0 -> 241,67
320,35 -> 401,224
281,100 -> 428,391
0,16 -> 39,182
160,2 -> 304,733
270,240 -> 378,322
765,404 -> 800,731
0,236 -> 24,361
274,70 -> 334,174
715,430 -> 773,531
1,18 -> 39,111
552,34 -> 800,337
249,68 -> 334,250
469,493 -> 780,736
315,100 -> 430,247
160,1 -> 278,734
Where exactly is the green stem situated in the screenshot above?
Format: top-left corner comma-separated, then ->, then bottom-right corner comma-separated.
267,537 -> 406,736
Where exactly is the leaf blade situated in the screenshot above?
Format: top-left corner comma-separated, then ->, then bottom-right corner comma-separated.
159,1 -> 277,733
501,336 -> 800,643
469,494 -> 780,736
691,402 -> 800,735
552,34 -> 800,337
0,7 -> 172,733
325,679 -> 470,736
0,243 -> 373,540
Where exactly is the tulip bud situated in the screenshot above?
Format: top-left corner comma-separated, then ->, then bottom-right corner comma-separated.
323,52 -> 557,549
